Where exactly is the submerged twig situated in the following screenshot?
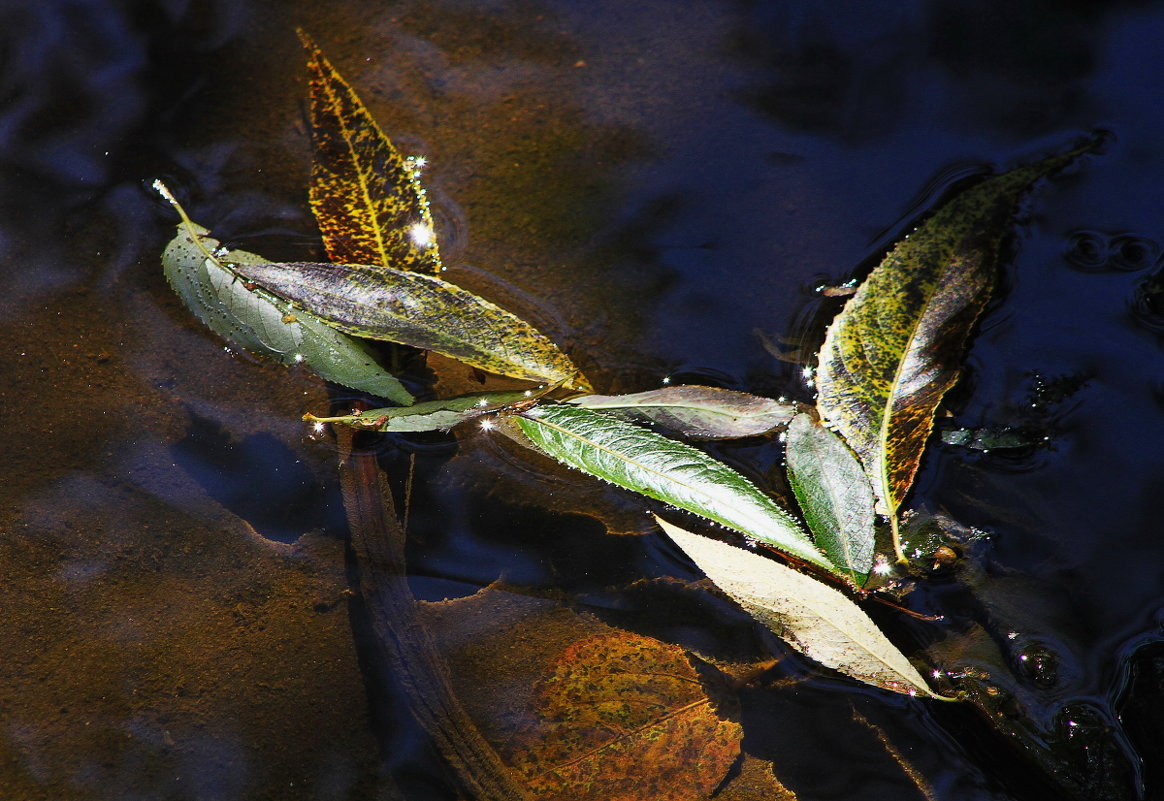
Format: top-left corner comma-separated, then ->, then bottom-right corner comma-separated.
336,429 -> 532,801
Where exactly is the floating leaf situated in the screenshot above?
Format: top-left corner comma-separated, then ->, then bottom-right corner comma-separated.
156,189 -> 413,404
570,385 -> 797,439
514,631 -> 741,801
785,413 -> 876,586
300,31 -> 442,274
814,141 -> 1096,556
229,260 -> 590,390
307,389 -> 533,432
515,404 -> 833,572
657,517 -> 947,698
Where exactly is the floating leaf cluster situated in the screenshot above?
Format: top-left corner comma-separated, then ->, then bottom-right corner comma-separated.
156,30 -> 1096,712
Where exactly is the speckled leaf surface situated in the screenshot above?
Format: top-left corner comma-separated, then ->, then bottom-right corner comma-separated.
785,414 -> 875,586
161,221 -> 413,404
815,141 -> 1096,520
230,260 -> 590,390
570,385 -> 797,439
513,631 -> 742,801
301,32 -> 442,274
658,517 -> 945,698
516,404 -> 833,572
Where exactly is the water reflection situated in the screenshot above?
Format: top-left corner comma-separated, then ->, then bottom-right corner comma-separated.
4,0 -> 1164,798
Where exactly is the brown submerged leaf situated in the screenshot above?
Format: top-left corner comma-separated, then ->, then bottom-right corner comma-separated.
301,31 -> 442,274
814,140 -> 1097,555
514,631 -> 742,801
417,587 -> 742,801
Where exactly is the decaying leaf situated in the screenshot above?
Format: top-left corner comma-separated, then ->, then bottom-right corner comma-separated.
785,413 -> 876,586
157,189 -> 413,404
516,404 -> 834,573
306,389 -> 533,432
417,586 -> 742,801
300,31 -> 442,274
514,631 -> 742,801
570,385 -> 797,439
657,516 -> 947,698
814,140 -> 1097,557
229,260 -> 590,390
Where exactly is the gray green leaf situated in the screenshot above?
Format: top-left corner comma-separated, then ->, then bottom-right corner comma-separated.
785,413 -> 876,587
229,260 -> 590,391
515,404 -> 832,573
161,219 -> 413,404
569,386 -> 797,439
308,389 -> 533,433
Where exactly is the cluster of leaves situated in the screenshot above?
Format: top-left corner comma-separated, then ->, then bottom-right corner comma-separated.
157,33 -> 1096,789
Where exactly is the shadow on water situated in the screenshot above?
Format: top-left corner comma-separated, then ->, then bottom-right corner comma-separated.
4,0 -> 1164,799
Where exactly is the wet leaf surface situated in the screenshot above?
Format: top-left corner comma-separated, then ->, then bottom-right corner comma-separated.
814,141 -> 1097,533
301,31 -> 443,274
570,385 -> 797,439
310,389 -> 533,432
515,404 -> 833,572
160,218 -> 413,404
785,413 -> 876,586
229,260 -> 590,390
657,517 -> 945,698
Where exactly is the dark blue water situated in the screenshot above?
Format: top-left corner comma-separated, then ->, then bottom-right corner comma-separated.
4,1 -> 1164,799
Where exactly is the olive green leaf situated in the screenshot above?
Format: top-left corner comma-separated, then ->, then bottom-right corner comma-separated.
569,386 -> 797,439
515,404 -> 833,573
785,413 -> 876,586
814,140 -> 1097,559
300,30 -> 442,275
306,389 -> 533,433
657,517 -> 950,698
228,260 -> 591,391
156,183 -> 413,404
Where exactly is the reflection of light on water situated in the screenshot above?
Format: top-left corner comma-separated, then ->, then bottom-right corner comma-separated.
479,418 -> 495,431
408,222 -> 434,248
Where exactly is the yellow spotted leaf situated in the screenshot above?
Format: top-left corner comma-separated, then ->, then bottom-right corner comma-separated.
301,31 -> 442,274
814,139 -> 1098,556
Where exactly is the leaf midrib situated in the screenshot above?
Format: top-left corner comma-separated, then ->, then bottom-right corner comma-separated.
316,62 -> 391,269
523,410 -> 821,565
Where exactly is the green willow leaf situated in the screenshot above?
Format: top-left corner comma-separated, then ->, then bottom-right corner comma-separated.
515,404 -> 833,573
300,31 -> 442,274
657,517 -> 950,699
307,389 -> 533,433
785,413 -> 876,587
814,139 -> 1097,556
160,217 -> 414,405
569,386 -> 797,439
229,260 -> 591,391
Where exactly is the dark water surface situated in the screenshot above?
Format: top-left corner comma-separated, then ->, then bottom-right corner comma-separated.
5,1 -> 1164,799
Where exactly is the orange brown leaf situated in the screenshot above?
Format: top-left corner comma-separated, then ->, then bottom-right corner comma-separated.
418,587 -> 742,801
511,631 -> 742,801
300,31 -> 442,274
